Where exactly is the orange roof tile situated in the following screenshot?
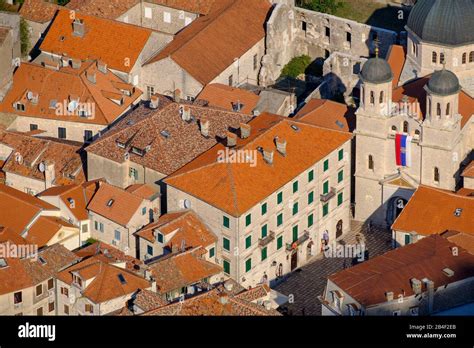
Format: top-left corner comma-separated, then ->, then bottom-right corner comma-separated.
87,183 -> 146,226
196,83 -> 260,114
392,186 -> 474,236
40,9 -> 152,73
145,0 -> 219,15
462,161 -> 474,178
328,235 -> 474,307
26,216 -> 75,247
295,99 -> 356,133
66,0 -> 140,19
146,0 -> 271,85
386,44 -> 406,87
19,0 -> 62,24
0,62 -> 141,125
441,230 -> 474,255
166,113 -> 352,216
125,184 -> 158,200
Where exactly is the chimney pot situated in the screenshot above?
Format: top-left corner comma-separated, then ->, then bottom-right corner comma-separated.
275,137 -> 287,156
200,119 -> 210,138
86,70 -> 96,84
97,60 -> 107,74
385,291 -> 394,302
149,95 -> 159,109
226,132 -> 237,147
71,58 -> 82,69
240,123 -> 251,139
180,106 -> 191,122
73,18 -> 85,38
174,89 -> 181,103
411,278 -> 422,295
263,149 -> 274,164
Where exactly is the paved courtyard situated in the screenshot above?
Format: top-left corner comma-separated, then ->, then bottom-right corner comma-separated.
273,221 -> 393,316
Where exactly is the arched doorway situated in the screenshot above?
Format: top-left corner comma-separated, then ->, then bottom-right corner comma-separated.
336,220 -> 343,239
387,197 -> 408,226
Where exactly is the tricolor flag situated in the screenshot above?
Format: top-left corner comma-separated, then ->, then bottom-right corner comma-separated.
395,134 -> 412,167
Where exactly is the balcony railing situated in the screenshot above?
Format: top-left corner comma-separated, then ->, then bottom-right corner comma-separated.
320,188 -> 336,203
259,231 -> 275,247
286,231 -> 310,251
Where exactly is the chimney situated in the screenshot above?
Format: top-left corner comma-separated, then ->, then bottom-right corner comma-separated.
174,89 -> 181,103
71,58 -> 81,69
385,291 -> 394,302
149,95 -> 159,109
86,70 -> 96,84
151,280 -> 157,293
275,137 -> 287,156
73,18 -> 85,38
97,60 -> 107,74
224,281 -> 233,292
44,162 -> 55,189
240,123 -> 251,139
411,278 -> 422,295
426,279 -> 434,314
263,149 -> 274,164
171,244 -> 178,253
219,293 -> 229,305
200,118 -> 210,138
226,132 -> 237,147
181,106 -> 191,122
263,301 -> 271,310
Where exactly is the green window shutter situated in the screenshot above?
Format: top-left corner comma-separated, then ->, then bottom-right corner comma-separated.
261,224 -> 268,238
338,149 -> 344,161
308,213 -> 314,227
323,180 -> 329,194
261,247 -> 267,261
324,159 -> 329,172
338,192 -> 343,206
292,225 -> 298,243
245,235 -> 252,249
261,203 -> 267,215
277,191 -> 283,204
308,191 -> 314,205
293,181 -> 299,193
277,213 -> 283,226
223,216 -> 230,228
157,233 -> 163,243
277,235 -> 283,249
209,247 -> 215,258
308,169 -> 314,182
292,202 -> 298,215
405,234 -> 411,245
245,213 -> 252,227
338,170 -> 344,183
223,237 -> 230,251
245,258 -> 252,272
323,203 -> 329,217
223,260 -> 230,274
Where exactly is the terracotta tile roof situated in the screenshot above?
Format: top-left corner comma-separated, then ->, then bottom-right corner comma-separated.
441,230 -> 474,255
39,180 -> 102,221
66,0 -> 140,19
0,184 -> 58,235
143,285 -> 280,316
19,0 -> 62,24
166,113 -> 352,216
392,186 -> 474,236
0,244 -> 79,296
86,95 -> 252,175
125,184 -> 158,200
0,226 -> 28,245
40,9 -> 152,73
462,161 -> 474,178
145,0 -> 219,15
295,99 -> 356,133
386,44 -> 406,87
148,248 -> 221,294
133,288 -> 168,311
25,216 -> 75,247
0,62 -> 142,125
145,0 -> 271,85
456,187 -> 474,197
58,258 -> 150,303
87,182 -> 146,227
196,83 -> 260,115
234,284 -> 270,302
135,210 -> 217,249
0,129 -> 86,186
328,234 -> 474,307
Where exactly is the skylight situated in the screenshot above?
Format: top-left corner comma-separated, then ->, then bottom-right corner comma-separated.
0,258 -> 7,268
454,208 -> 463,217
118,274 -> 127,285
107,199 -> 115,207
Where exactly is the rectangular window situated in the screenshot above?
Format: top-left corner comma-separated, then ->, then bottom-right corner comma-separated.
277,213 -> 283,227
277,235 -> 283,249
114,230 -> 121,241
99,222 -> 104,233
223,260 -> 230,274
14,291 -> 22,304
325,26 -> 330,38
37,307 -> 43,316
323,159 -> 329,172
405,234 -> 411,245
49,302 -> 55,313
157,233 -> 163,243
253,54 -> 258,71
129,168 -> 138,180
36,284 -> 43,297
209,247 -> 215,258
58,127 -> 66,139
261,224 -> 268,238
163,11 -> 171,23
144,7 -> 152,18
245,258 -> 252,272
346,31 -> 351,43
47,278 -> 54,290
292,225 -> 298,243
261,247 -> 267,261
147,245 -> 153,256
64,305 -> 69,315
292,202 -> 298,216
223,237 -> 230,251
308,213 -> 314,227
277,192 -> 283,204
261,203 -> 267,215
245,235 -> 252,249
338,149 -> 344,161
142,207 -> 147,215
337,192 -> 343,206
338,170 -> 344,183
30,124 -> 38,131
323,203 -> 329,217
323,180 -> 329,195
223,216 -> 230,228
85,304 -> 93,314
84,130 -> 93,142
228,75 -> 233,87
293,181 -> 299,193
308,191 -> 314,205
308,169 -> 314,182
146,86 -> 155,99
245,214 -> 252,227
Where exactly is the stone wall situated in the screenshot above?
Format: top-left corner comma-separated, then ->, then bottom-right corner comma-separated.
0,11 -> 20,57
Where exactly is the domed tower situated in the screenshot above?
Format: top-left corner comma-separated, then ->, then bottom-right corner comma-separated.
406,0 -> 474,79
425,68 -> 461,124
359,55 -> 393,116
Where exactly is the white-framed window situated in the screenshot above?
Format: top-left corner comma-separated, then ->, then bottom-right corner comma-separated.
144,7 -> 152,19
163,12 -> 171,23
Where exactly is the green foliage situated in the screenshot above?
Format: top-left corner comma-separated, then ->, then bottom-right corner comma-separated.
280,55 -> 312,78
20,18 -> 30,57
85,238 -> 99,245
297,0 -> 344,14
0,0 -> 16,12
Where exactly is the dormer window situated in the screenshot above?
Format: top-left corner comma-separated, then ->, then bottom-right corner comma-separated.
14,102 -> 25,112
0,258 -> 7,268
73,275 -> 83,287
107,199 -> 115,207
232,102 -> 245,112
131,147 -> 145,157
156,232 -> 164,244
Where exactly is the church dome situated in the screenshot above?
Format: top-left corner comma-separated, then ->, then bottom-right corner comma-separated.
427,69 -> 460,96
407,0 -> 474,46
360,57 -> 393,84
